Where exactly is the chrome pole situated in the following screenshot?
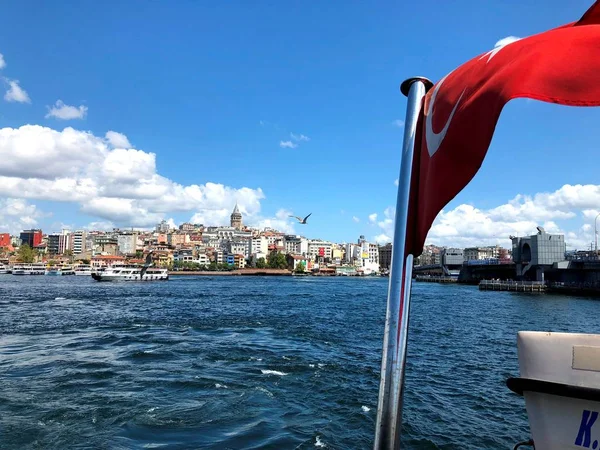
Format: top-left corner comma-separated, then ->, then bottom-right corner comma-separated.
374,77 -> 432,450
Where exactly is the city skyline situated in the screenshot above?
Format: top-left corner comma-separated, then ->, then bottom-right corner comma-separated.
0,1 -> 598,249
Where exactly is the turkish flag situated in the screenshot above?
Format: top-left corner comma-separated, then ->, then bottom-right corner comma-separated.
405,1 -> 600,257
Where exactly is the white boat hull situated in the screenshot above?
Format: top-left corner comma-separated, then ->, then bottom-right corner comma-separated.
508,332 -> 600,450
92,271 -> 168,282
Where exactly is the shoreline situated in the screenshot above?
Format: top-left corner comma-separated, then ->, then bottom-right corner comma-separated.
168,269 -> 292,276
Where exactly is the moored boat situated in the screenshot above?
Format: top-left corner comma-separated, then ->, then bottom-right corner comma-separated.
91,264 -> 168,281
45,264 -> 75,276
74,265 -> 92,276
13,263 -> 46,275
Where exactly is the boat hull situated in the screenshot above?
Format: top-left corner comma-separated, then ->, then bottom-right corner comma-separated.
508,331 -> 600,450
91,272 -> 169,282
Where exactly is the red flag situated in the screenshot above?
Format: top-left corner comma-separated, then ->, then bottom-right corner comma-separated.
405,1 -> 600,257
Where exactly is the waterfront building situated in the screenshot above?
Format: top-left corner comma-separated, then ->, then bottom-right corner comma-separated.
0,233 -> 10,248
47,230 -> 71,255
20,229 -> 43,248
286,254 -> 309,271
91,254 -> 125,270
441,248 -> 464,266
250,236 -> 268,256
93,235 -> 119,256
196,254 -> 210,266
308,239 -> 333,261
233,254 -> 246,268
174,249 -> 194,263
262,230 -> 285,246
70,230 -> 88,255
463,245 -> 502,261
229,239 -> 251,258
379,243 -> 392,269
284,235 -> 308,256
511,226 -> 566,280
331,246 -> 343,265
117,232 -> 138,256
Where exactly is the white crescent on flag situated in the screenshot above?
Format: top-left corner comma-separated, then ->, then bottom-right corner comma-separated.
425,75 -> 465,157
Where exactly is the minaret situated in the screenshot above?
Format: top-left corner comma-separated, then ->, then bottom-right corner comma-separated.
230,203 -> 242,230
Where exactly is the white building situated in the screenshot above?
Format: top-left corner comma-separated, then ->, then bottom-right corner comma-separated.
262,230 -> 285,246
196,254 -> 210,266
308,239 -> 333,261
344,243 -> 360,265
229,239 -> 250,258
174,249 -> 194,263
250,236 -> 268,256
361,242 -> 380,274
70,230 -> 87,255
155,220 -> 170,233
463,245 -> 501,261
203,227 -> 252,252
117,233 -> 138,256
284,235 -> 308,256
48,230 -> 71,255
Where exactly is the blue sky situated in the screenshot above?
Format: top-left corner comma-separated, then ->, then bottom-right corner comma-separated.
0,0 -> 598,249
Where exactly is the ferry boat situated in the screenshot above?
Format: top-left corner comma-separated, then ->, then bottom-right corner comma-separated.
74,265 -> 92,276
91,264 -> 168,281
45,265 -> 76,276
12,263 -> 46,275
0,264 -> 9,274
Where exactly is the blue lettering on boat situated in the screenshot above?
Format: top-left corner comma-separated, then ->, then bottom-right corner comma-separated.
575,410 -> 598,448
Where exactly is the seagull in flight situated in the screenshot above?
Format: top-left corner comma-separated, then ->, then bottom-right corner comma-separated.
289,213 -> 312,224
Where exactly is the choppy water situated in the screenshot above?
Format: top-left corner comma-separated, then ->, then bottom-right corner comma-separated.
0,275 -> 598,449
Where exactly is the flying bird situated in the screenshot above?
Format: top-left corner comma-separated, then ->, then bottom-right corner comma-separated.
289,213 -> 312,224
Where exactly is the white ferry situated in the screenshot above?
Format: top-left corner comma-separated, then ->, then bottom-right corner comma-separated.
74,265 -> 92,276
0,264 -> 9,274
91,264 -> 168,282
12,263 -> 46,275
45,265 -> 76,276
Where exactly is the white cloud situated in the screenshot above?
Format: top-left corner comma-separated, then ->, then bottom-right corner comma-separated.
0,53 -> 5,70
0,125 -> 267,228
290,132 -> 310,142
249,208 -> 296,234
495,36 -> 521,48
0,198 -> 44,234
83,221 -> 116,232
368,213 -> 377,223
372,184 -> 600,250
105,131 -> 132,148
375,233 -> 392,244
393,119 -> 404,128
279,140 -> 298,149
45,100 -> 87,120
352,216 -> 360,223
394,179 -> 399,187
4,79 -> 30,103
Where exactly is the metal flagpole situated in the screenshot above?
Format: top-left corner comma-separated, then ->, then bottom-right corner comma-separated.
374,76 -> 433,450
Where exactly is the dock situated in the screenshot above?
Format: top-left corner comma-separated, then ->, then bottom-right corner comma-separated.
415,275 -> 457,283
478,280 -> 546,292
